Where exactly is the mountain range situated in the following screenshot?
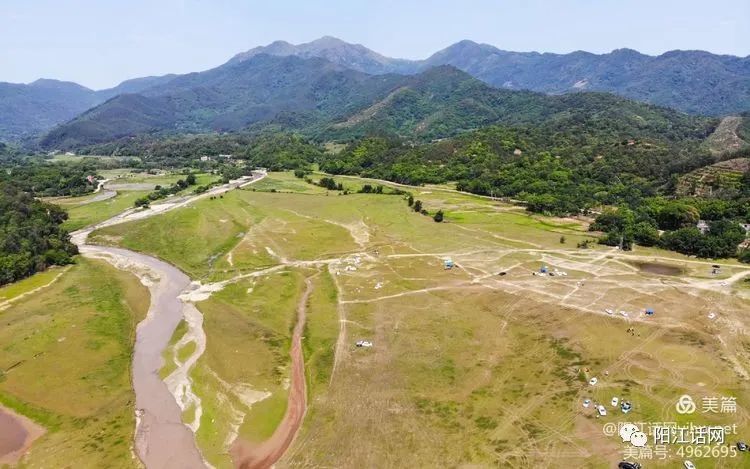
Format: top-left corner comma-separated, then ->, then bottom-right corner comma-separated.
1,36 -> 748,146
42,53 -> 715,150
0,74 -> 176,142
230,37 -> 750,116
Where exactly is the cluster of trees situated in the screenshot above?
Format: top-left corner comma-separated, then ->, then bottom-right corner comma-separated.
313,124 -> 748,260
591,198 -> 749,258
0,181 -> 78,285
134,173 -> 198,207
243,133 -> 324,170
317,177 -> 344,191
76,133 -> 257,165
75,132 -> 325,172
319,124 -> 714,216
0,160 -> 98,196
405,195 -> 443,222
358,184 -> 384,194
660,221 -> 746,258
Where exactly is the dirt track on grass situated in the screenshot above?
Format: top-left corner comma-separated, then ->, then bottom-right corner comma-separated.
230,273 -> 317,469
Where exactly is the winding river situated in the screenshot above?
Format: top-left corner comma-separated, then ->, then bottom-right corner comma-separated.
70,173 -> 265,468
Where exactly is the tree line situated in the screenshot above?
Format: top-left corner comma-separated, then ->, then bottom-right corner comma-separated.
0,181 -> 78,285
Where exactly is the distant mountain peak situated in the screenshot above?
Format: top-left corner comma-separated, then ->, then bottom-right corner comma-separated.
609,47 -> 644,57
308,35 -> 348,46
28,78 -> 92,91
228,36 -> 418,75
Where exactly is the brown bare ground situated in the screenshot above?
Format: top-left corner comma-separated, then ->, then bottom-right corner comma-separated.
0,404 -> 45,465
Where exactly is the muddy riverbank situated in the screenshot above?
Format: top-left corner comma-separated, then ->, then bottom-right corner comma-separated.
81,245 -> 208,468
0,405 -> 45,465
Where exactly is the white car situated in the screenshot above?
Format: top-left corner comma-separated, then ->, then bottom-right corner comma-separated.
683,461 -> 696,469
589,377 -> 598,386
596,405 -> 607,416
355,340 -> 373,348
583,399 -> 591,408
611,397 -> 619,407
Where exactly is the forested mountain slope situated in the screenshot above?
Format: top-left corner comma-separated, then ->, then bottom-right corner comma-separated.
42,55 -> 716,149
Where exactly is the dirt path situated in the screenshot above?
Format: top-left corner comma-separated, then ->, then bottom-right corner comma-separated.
230,272 -> 317,469
0,266 -> 71,311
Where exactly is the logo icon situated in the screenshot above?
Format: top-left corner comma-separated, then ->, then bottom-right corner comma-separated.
676,394 -> 697,414
629,431 -> 648,447
619,423 -> 639,442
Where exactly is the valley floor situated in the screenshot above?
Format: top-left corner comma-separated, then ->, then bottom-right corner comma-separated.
3,171 -> 750,468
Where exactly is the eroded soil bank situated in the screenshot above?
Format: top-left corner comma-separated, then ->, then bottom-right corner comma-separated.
0,405 -> 45,465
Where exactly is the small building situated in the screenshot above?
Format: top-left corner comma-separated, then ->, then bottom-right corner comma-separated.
65,151 -> 76,156
200,155 -> 212,162
696,220 -> 710,234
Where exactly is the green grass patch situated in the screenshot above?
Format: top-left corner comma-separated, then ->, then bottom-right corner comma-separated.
177,341 -> 197,364
0,258 -> 149,467
0,267 -> 65,303
159,319 -> 188,379
62,190 -> 150,231
238,391 -> 288,443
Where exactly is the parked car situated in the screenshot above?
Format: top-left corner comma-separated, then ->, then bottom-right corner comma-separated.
618,462 -> 641,469
684,460 -> 696,469
737,441 -> 749,451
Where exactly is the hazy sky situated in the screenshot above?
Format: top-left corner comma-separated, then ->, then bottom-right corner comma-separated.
2,0 -> 748,89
